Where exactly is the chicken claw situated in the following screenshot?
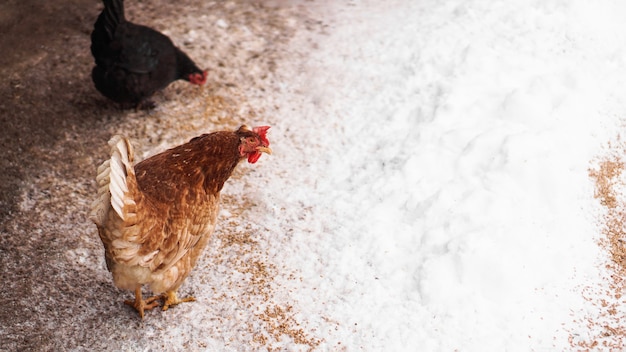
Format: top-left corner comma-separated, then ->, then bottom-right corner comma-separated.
124,287 -> 161,319
161,291 -> 196,311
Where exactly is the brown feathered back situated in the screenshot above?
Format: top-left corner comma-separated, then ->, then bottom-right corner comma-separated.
134,131 -> 242,204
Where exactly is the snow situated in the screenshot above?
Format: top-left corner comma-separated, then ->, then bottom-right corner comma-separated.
233,0 -> 626,350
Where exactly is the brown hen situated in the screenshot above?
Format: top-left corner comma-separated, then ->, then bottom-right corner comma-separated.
90,125 -> 271,318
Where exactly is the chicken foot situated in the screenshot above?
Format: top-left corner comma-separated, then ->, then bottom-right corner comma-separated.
124,286 -> 160,319
161,290 -> 196,311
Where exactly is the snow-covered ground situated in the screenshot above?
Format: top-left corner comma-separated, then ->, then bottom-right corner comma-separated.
239,0 -> 626,350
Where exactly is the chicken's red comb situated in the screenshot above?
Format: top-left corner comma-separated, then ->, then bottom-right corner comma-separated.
253,126 -> 270,146
189,70 -> 208,85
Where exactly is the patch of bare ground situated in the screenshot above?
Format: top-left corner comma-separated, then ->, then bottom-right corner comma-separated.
573,144 -> 626,349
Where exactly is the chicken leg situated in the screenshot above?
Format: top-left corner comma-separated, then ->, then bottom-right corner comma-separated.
124,286 -> 160,319
161,290 -> 196,311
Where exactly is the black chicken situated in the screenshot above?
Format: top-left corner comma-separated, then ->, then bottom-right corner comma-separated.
91,0 -> 207,108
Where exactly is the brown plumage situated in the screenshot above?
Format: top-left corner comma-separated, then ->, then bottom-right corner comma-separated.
90,125 -> 271,318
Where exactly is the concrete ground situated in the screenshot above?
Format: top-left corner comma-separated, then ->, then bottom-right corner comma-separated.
0,0 -> 322,350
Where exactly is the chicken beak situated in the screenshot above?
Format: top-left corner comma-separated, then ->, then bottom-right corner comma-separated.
256,146 -> 272,155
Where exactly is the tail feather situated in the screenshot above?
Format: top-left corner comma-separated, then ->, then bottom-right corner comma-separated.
91,160 -> 111,224
91,135 -> 155,268
101,0 -> 125,40
90,135 -> 136,226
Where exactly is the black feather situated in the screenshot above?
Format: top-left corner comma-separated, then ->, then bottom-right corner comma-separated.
90,0 -> 205,107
